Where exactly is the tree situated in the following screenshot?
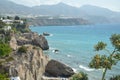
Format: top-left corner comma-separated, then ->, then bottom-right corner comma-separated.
89,34 -> 120,80
14,16 -> 20,20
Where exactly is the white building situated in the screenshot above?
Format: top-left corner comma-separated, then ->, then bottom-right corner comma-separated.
2,19 -> 13,24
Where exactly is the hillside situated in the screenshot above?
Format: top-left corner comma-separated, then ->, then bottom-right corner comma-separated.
0,0 -> 32,15
28,17 -> 90,26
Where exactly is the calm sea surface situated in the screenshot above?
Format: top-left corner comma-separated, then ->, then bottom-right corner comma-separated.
30,24 -> 120,80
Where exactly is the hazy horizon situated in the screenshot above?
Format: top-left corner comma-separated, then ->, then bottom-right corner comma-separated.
9,0 -> 120,12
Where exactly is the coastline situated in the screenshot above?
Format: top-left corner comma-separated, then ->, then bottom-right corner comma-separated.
30,24 -> 120,80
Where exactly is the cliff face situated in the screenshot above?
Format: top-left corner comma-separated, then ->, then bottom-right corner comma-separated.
0,31 -> 74,80
17,32 -> 49,50
0,32 -> 49,80
2,45 -> 49,80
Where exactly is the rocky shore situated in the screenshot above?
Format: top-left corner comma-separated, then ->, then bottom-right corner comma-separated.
0,31 -> 74,80
0,16 -> 75,80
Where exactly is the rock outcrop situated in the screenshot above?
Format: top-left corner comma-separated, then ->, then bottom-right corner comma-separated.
9,36 -> 18,50
45,60 -> 74,77
32,35 -> 49,50
1,45 -> 49,80
1,31 -> 74,80
16,32 -> 49,50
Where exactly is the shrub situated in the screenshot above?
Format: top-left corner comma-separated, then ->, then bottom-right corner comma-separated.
110,75 -> 120,80
18,46 -> 27,53
0,43 -> 12,57
0,73 -> 9,80
71,72 -> 88,80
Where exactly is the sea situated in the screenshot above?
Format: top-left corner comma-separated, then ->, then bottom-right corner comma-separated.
30,24 -> 120,80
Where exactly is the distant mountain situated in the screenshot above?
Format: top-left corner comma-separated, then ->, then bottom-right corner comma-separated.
32,3 -> 120,23
0,0 -> 32,15
0,0 -> 120,23
32,3 -> 82,16
79,5 -> 120,23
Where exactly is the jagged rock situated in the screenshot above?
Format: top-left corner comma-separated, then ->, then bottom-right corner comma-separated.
17,32 -> 49,50
32,35 -> 49,50
45,60 -> 74,77
17,39 -> 32,45
22,32 -> 39,40
10,67 -> 18,77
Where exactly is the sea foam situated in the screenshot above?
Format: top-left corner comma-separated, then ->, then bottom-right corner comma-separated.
79,65 -> 95,71
67,54 -> 72,58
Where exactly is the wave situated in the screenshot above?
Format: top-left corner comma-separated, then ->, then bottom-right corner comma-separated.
79,65 -> 95,71
49,47 -> 56,50
50,34 -> 53,36
67,54 -> 72,58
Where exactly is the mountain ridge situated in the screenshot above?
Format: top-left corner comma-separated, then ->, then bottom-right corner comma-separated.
0,0 -> 120,23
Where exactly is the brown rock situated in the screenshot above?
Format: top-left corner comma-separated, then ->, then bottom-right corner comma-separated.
45,60 -> 74,77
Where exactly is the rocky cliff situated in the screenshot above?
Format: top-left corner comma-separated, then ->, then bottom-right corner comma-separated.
0,32 -> 74,80
0,45 -> 49,80
0,32 -> 49,80
16,32 -> 49,50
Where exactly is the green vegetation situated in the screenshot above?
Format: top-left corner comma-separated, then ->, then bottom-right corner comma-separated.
110,75 -> 120,80
0,73 -> 10,80
18,46 -> 27,53
89,34 -> 120,80
0,20 -> 6,28
0,42 -> 12,57
70,72 -> 88,80
12,19 -> 30,33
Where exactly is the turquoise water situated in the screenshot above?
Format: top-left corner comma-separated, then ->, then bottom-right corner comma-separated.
30,24 -> 120,80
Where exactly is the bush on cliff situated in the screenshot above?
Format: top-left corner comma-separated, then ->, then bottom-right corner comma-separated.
0,42 -> 12,57
18,46 -> 27,53
0,73 -> 9,80
70,72 -> 88,80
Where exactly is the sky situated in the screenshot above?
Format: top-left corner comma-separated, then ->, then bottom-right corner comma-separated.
9,0 -> 120,12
